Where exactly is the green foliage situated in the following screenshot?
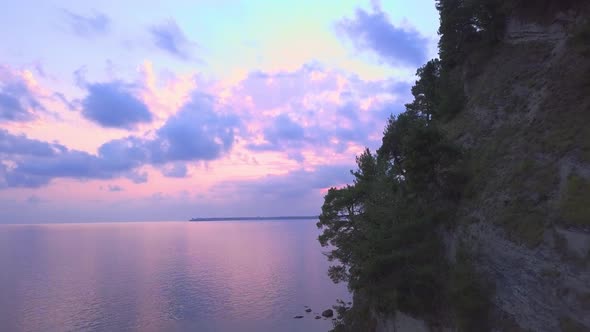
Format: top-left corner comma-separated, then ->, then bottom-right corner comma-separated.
496,159 -> 557,247
317,60 -> 470,324
330,299 -> 376,332
404,59 -> 465,121
570,20 -> 590,56
560,174 -> 590,226
450,246 -> 492,332
436,0 -> 505,67
437,69 -> 466,120
559,316 -> 588,332
573,20 -> 590,44
499,207 -> 546,248
406,59 -> 441,121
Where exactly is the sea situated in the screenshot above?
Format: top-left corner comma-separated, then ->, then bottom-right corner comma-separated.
0,220 -> 350,332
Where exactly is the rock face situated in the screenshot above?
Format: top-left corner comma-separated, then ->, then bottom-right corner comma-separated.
440,6 -> 590,331
322,309 -> 334,318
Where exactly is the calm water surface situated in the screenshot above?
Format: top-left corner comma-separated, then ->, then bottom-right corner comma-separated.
0,221 -> 349,332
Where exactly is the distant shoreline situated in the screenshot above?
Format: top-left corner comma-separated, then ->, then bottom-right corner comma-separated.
189,216 -> 318,222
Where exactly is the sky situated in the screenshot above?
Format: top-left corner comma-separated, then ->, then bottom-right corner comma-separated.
0,0 -> 440,223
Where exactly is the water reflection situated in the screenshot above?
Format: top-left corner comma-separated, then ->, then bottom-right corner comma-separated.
0,221 -> 349,332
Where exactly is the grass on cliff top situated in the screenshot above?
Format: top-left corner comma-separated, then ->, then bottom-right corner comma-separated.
559,316 -> 588,332
450,245 -> 492,332
462,138 -> 557,247
570,19 -> 590,56
500,159 -> 557,247
560,174 -> 590,227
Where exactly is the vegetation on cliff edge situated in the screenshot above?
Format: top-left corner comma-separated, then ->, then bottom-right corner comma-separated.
316,0 -> 511,330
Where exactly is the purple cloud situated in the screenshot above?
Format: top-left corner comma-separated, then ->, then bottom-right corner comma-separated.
150,93 -> 238,162
81,82 -> 153,129
161,163 -> 188,178
0,93 -> 239,188
248,114 -> 305,151
62,10 -> 110,38
26,195 -> 42,204
0,93 -> 31,122
0,130 -> 65,157
238,66 -> 408,156
150,20 -> 196,60
0,70 -> 44,122
108,184 -> 124,192
337,6 -> 428,67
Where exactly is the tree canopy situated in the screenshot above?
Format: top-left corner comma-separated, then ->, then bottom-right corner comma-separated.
317,60 -> 468,326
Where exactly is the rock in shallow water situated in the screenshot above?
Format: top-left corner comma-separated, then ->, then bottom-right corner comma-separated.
321,309 -> 333,318
315,316 -> 321,319
305,308 -> 312,313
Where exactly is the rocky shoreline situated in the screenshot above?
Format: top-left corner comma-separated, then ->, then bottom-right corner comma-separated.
293,304 -> 351,322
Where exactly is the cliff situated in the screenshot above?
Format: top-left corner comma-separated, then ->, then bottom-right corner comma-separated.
383,3 -> 590,332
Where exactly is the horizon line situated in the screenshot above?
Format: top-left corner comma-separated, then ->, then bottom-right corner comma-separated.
189,215 -> 319,221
